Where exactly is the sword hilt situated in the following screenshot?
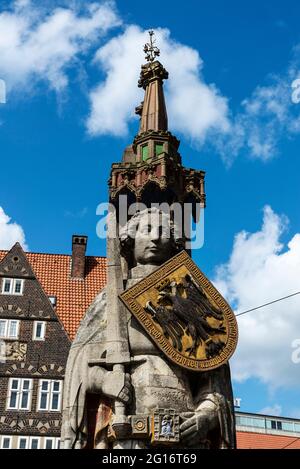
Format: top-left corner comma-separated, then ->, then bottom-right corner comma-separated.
87,357 -> 147,440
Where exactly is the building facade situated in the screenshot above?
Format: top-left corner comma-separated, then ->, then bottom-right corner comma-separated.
0,237 -> 106,449
236,411 -> 300,449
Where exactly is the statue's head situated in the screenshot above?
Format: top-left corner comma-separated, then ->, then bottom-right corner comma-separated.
119,207 -> 184,268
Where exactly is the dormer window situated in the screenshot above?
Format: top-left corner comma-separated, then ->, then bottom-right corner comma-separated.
1,278 -> 24,295
48,296 -> 57,308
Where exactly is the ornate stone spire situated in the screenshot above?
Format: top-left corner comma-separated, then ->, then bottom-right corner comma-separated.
108,30 -> 206,222
136,31 -> 168,133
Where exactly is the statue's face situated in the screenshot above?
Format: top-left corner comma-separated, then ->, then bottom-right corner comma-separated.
134,213 -> 173,266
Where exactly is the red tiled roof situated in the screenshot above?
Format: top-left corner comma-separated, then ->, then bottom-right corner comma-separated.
0,250 -> 107,340
237,431 -> 300,449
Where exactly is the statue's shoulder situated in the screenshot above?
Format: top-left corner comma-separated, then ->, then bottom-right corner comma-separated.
72,287 -> 107,347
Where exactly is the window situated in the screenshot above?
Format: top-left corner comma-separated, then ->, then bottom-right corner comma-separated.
269,419 -> 283,430
3,279 -> 11,293
17,436 -> 40,449
14,279 -> 23,294
18,437 -> 28,449
239,416 -> 252,426
48,296 -> 57,307
141,144 -> 149,161
277,421 -> 282,431
1,436 -> 12,449
282,421 -> 294,432
51,381 -> 61,410
33,321 -> 46,341
44,437 -> 60,449
1,278 -> 24,295
38,380 -> 62,411
8,320 -> 19,338
0,319 -> 20,339
237,415 -> 266,429
7,378 -> 32,410
252,418 -> 265,429
155,143 -> 164,156
0,319 -> 7,337
39,381 -> 49,410
29,437 -> 40,449
44,438 -> 55,449
294,423 -> 300,432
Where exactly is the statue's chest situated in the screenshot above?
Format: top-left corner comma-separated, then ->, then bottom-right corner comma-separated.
125,304 -> 194,413
125,277 -> 162,355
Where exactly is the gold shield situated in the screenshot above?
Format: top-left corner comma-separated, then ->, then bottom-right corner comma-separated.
119,250 -> 238,371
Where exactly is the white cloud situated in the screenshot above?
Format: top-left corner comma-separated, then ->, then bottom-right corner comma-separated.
214,205 -> 300,390
86,24 -> 300,163
2,1 -> 300,165
87,25 -> 143,136
260,404 -> 282,416
0,0 -> 121,93
0,207 -> 28,250
215,47 -> 300,164
86,26 -> 230,139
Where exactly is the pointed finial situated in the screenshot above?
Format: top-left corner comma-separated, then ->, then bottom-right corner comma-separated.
143,30 -> 160,62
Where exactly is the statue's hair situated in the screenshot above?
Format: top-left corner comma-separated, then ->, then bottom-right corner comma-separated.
119,207 -> 184,266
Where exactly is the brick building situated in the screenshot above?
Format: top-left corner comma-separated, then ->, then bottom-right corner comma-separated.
0,237 -> 106,449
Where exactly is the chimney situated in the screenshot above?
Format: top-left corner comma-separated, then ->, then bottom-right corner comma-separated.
71,235 -> 88,279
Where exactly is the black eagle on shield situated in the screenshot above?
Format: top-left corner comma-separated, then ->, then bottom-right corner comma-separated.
145,274 -> 226,359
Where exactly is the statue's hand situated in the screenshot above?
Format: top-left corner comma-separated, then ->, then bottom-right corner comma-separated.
180,407 -> 218,446
101,370 -> 132,405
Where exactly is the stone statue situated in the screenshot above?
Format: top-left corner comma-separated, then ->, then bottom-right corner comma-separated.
61,208 -> 236,449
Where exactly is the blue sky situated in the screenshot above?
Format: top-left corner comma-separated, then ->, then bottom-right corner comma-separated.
1,0 -> 300,422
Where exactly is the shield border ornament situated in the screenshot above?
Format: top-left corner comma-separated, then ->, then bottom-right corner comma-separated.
119,250 -> 238,371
